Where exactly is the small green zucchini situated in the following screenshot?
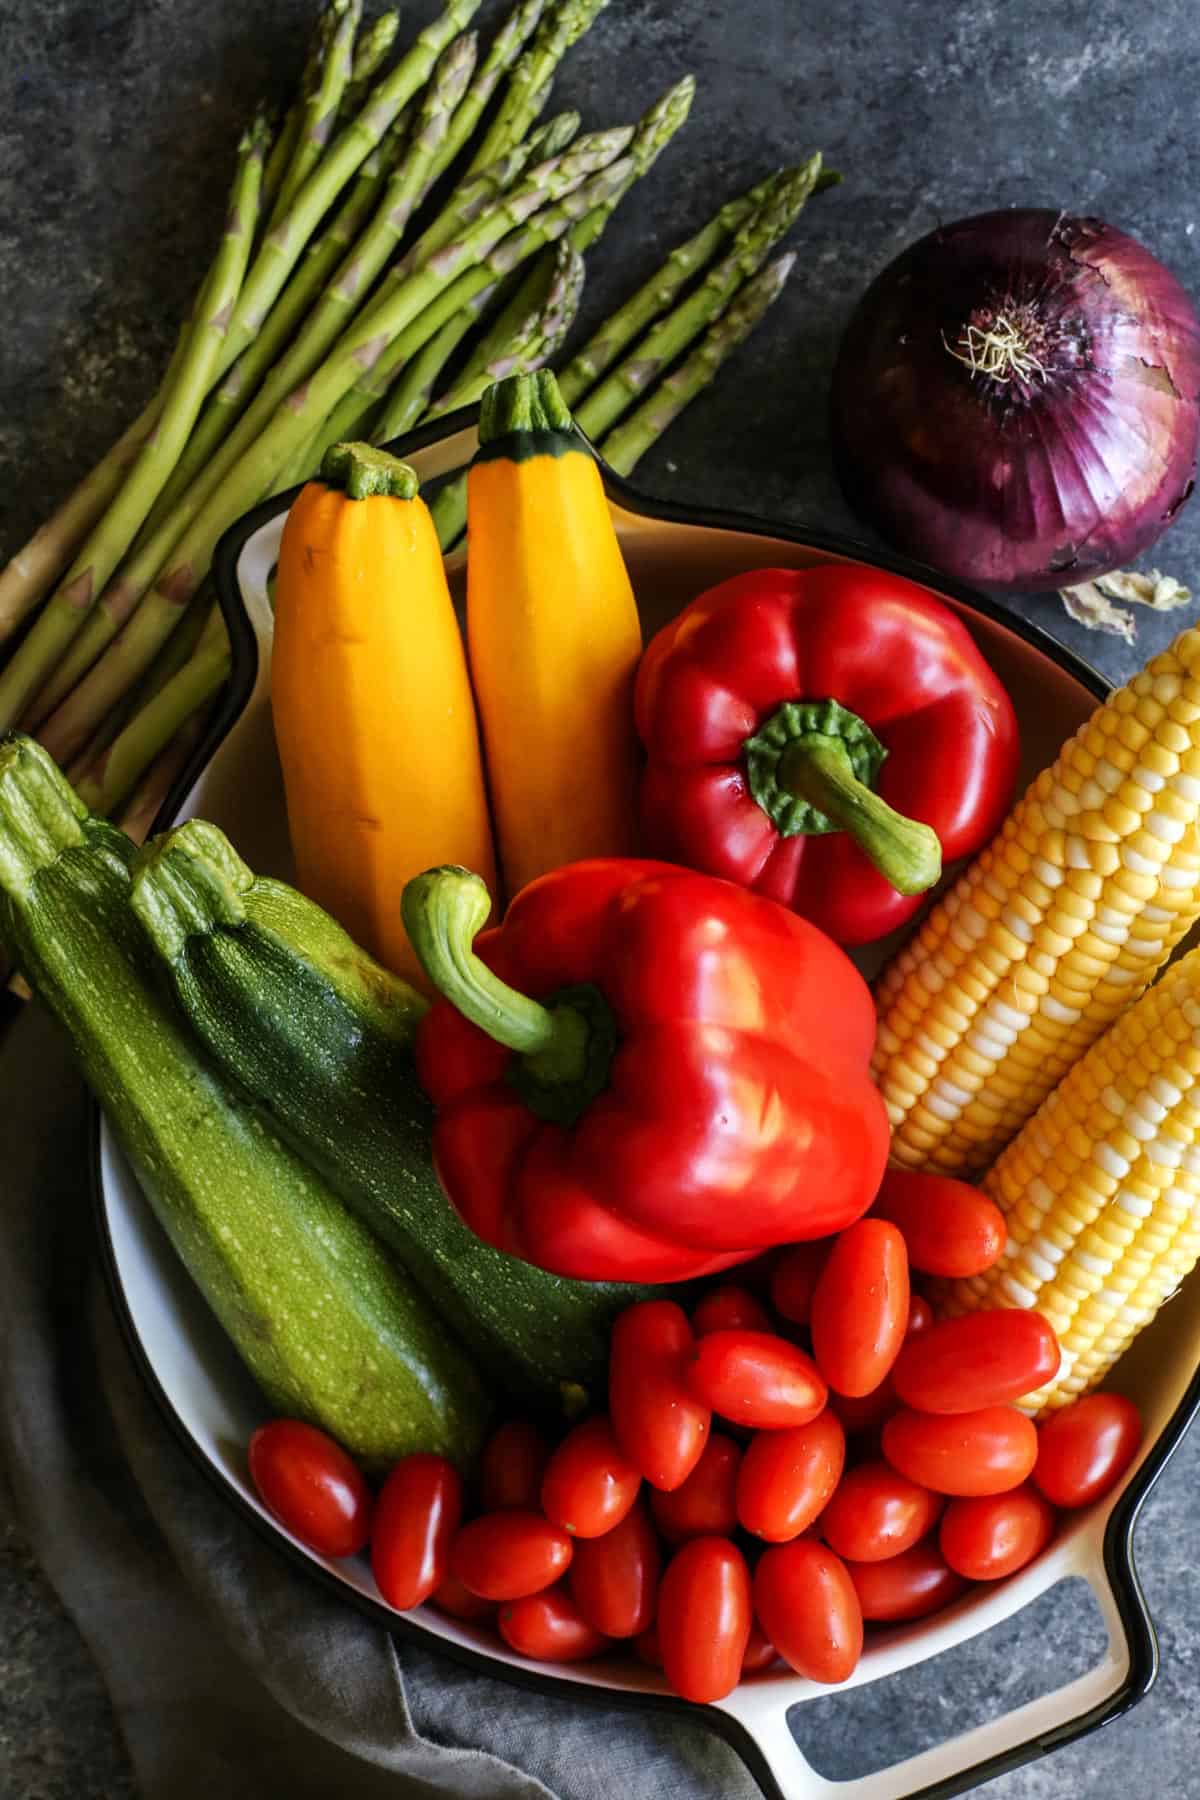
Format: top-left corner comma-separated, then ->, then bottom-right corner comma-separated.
0,734 -> 487,1470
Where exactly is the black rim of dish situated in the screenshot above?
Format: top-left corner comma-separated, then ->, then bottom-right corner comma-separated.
87,404 -> 1197,1800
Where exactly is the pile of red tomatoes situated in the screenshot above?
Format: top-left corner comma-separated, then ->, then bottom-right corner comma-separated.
247,1170 -> 1144,1704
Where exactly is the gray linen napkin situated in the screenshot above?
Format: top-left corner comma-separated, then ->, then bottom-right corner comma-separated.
0,1001 -> 761,1800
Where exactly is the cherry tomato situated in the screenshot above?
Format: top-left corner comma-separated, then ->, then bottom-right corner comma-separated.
634,1623 -> 663,1667
891,1310 -> 1060,1414
371,1454 -> 464,1611
883,1406 -> 1038,1497
498,1582 -> 612,1663
742,1620 -> 778,1673
940,1483 -> 1056,1581
846,1539 -> 967,1622
870,1169 -> 1006,1278
657,1537 -> 752,1703
817,1459 -> 943,1563
430,1571 -> 494,1623
906,1296 -> 933,1337
692,1284 -> 774,1336
810,1220 -> 910,1398
829,1376 -> 898,1439
769,1242 -> 833,1326
609,1301 -> 710,1491
540,1416 -> 641,1539
248,1419 -> 372,1558
569,1499 -> 661,1638
1033,1394 -> 1143,1509
480,1419 -> 551,1511
452,1510 -> 574,1600
686,1329 -> 827,1429
737,1411 -> 845,1542
754,1540 -> 863,1683
649,1433 -> 741,1544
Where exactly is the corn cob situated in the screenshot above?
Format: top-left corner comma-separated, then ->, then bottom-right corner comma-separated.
873,626 -> 1200,1176
937,942 -> 1200,1413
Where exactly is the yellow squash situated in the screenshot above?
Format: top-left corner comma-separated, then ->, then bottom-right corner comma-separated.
272,442 -> 495,986
465,371 -> 643,897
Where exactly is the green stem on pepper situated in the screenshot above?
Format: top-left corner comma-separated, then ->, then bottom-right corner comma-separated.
744,698 -> 942,897
401,866 -> 590,1073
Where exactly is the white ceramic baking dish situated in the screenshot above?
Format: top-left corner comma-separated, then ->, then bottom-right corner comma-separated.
91,411 -> 1200,1800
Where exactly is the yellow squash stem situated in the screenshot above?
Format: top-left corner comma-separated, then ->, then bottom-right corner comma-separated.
271,443 -> 495,986
465,370 -> 642,896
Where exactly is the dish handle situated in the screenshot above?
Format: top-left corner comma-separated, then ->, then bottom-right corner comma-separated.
718,1559 -> 1135,1800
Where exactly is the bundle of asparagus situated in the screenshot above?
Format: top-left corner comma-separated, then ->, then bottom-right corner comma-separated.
0,0 -> 839,837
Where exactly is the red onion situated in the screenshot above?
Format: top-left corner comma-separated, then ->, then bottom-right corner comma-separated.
830,210 -> 1200,592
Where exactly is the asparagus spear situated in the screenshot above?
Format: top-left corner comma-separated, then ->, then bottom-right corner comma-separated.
602,253 -> 796,475
138,117 -> 409,547
426,165 -> 822,554
355,281 -> 504,445
421,0 -> 548,195
114,710 -> 211,842
65,590 -> 214,784
73,606 -> 231,820
260,4 -> 338,219
557,174 -> 774,405
341,9 -> 401,120
361,111 -> 584,445
575,155 -> 823,442
34,39 -> 477,724
453,75 -> 695,400
265,0 -> 362,234
322,133 -> 621,450
398,103 -> 579,277
427,240 -> 584,418
36,143 -> 636,767
261,108 -> 303,228
208,0 -> 484,392
568,70 -> 695,251
0,374 -> 173,646
467,0 -> 609,171
0,117 -> 268,733
518,107 -> 583,166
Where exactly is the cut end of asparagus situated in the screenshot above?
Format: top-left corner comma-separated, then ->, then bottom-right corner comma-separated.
478,369 -> 574,442
131,817 -> 255,965
0,734 -> 88,900
319,441 -> 420,500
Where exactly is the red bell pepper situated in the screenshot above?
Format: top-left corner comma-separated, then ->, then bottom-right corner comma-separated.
634,565 -> 1020,945
403,860 -> 890,1284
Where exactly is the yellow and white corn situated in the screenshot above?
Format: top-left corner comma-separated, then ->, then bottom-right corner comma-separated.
873,627 -> 1200,1177
937,943 -> 1200,1413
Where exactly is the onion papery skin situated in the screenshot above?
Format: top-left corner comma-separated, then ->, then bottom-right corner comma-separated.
830,209 -> 1200,592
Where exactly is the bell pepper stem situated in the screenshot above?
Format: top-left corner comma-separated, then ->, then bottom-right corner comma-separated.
778,735 -> 942,896
401,866 -> 591,1081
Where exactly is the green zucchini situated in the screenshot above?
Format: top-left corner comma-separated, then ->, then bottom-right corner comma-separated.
0,735 -> 487,1470
129,817 -> 657,1412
